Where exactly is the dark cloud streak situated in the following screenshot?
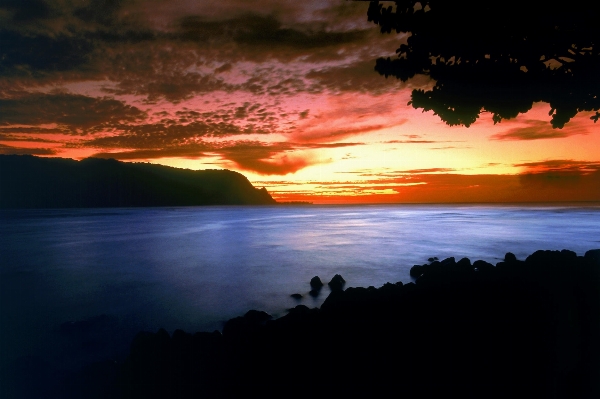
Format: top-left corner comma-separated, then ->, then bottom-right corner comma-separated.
306,60 -> 430,95
491,120 -> 590,141
0,1 -> 390,104
0,143 -> 57,155
89,140 -> 363,175
0,93 -> 146,132
514,159 -> 600,173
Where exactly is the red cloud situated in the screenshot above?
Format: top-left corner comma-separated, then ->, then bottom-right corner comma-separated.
90,140 -> 363,175
514,160 -> 600,173
229,155 -> 312,175
0,93 -> 147,132
288,91 -> 413,143
258,171 -> 600,204
0,144 -> 58,155
491,119 -> 589,141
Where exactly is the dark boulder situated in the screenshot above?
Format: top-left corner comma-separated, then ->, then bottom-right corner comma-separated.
243,310 -> 272,324
440,257 -> 456,267
455,257 -> 473,272
328,274 -> 346,291
525,250 -> 566,266
410,265 -> 424,278
319,288 -> 353,313
222,310 -> 272,341
118,248 -> 600,399
497,252 -> 526,272
473,260 -> 495,272
287,305 -> 311,315
310,276 -> 324,289
290,293 -> 303,299
585,249 -> 600,265
560,249 -> 577,259
425,260 -> 441,274
282,305 -> 320,324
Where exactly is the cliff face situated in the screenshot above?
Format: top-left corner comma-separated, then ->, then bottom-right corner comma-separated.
0,155 -> 277,208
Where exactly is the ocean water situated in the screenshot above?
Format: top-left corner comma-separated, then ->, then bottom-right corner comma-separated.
1,204 -> 599,394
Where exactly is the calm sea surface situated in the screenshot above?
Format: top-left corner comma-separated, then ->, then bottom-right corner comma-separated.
1,204 -> 600,390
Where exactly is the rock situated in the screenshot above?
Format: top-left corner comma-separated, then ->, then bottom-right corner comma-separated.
473,260 -> 494,272
428,257 -> 438,262
455,257 -> 472,272
560,249 -> 577,259
286,305 -> 312,318
309,289 -> 320,297
288,304 -> 310,314
440,257 -> 456,267
243,310 -> 272,324
504,252 -> 517,262
222,310 -> 272,339
526,249 -> 558,265
585,249 -> 600,264
427,261 -> 441,274
119,248 -> 600,399
410,265 -> 424,278
310,276 -> 324,289
328,274 -> 346,291
291,293 -> 303,299
319,288 -> 349,312
457,257 -> 471,266
171,329 -> 193,353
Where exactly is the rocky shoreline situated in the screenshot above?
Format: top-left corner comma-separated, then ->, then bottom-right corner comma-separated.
108,249 -> 600,398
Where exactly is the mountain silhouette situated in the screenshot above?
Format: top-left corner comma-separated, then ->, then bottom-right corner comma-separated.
0,155 -> 277,208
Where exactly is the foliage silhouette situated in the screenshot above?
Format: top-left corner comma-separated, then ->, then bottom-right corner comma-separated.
367,1 -> 600,128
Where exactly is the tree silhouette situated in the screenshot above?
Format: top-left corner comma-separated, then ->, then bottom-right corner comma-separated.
367,1 -> 600,128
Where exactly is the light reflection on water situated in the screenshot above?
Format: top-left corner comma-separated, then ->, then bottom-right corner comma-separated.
1,204 -> 599,376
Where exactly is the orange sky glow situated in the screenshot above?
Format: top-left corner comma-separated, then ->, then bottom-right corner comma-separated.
1,1 -> 599,203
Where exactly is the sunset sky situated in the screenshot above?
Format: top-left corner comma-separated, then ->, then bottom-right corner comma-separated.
1,0 -> 599,203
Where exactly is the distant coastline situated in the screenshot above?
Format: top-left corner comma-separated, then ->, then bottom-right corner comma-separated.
291,201 -> 600,207
0,155 -> 277,208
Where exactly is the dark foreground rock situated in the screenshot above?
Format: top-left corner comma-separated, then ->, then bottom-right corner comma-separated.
118,249 -> 600,399
327,273 -> 346,291
309,276 -> 324,289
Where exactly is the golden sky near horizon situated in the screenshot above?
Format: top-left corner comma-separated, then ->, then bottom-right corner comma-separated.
1,0 -> 599,203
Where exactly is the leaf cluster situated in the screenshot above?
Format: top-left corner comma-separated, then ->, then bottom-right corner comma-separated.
368,1 -> 600,128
